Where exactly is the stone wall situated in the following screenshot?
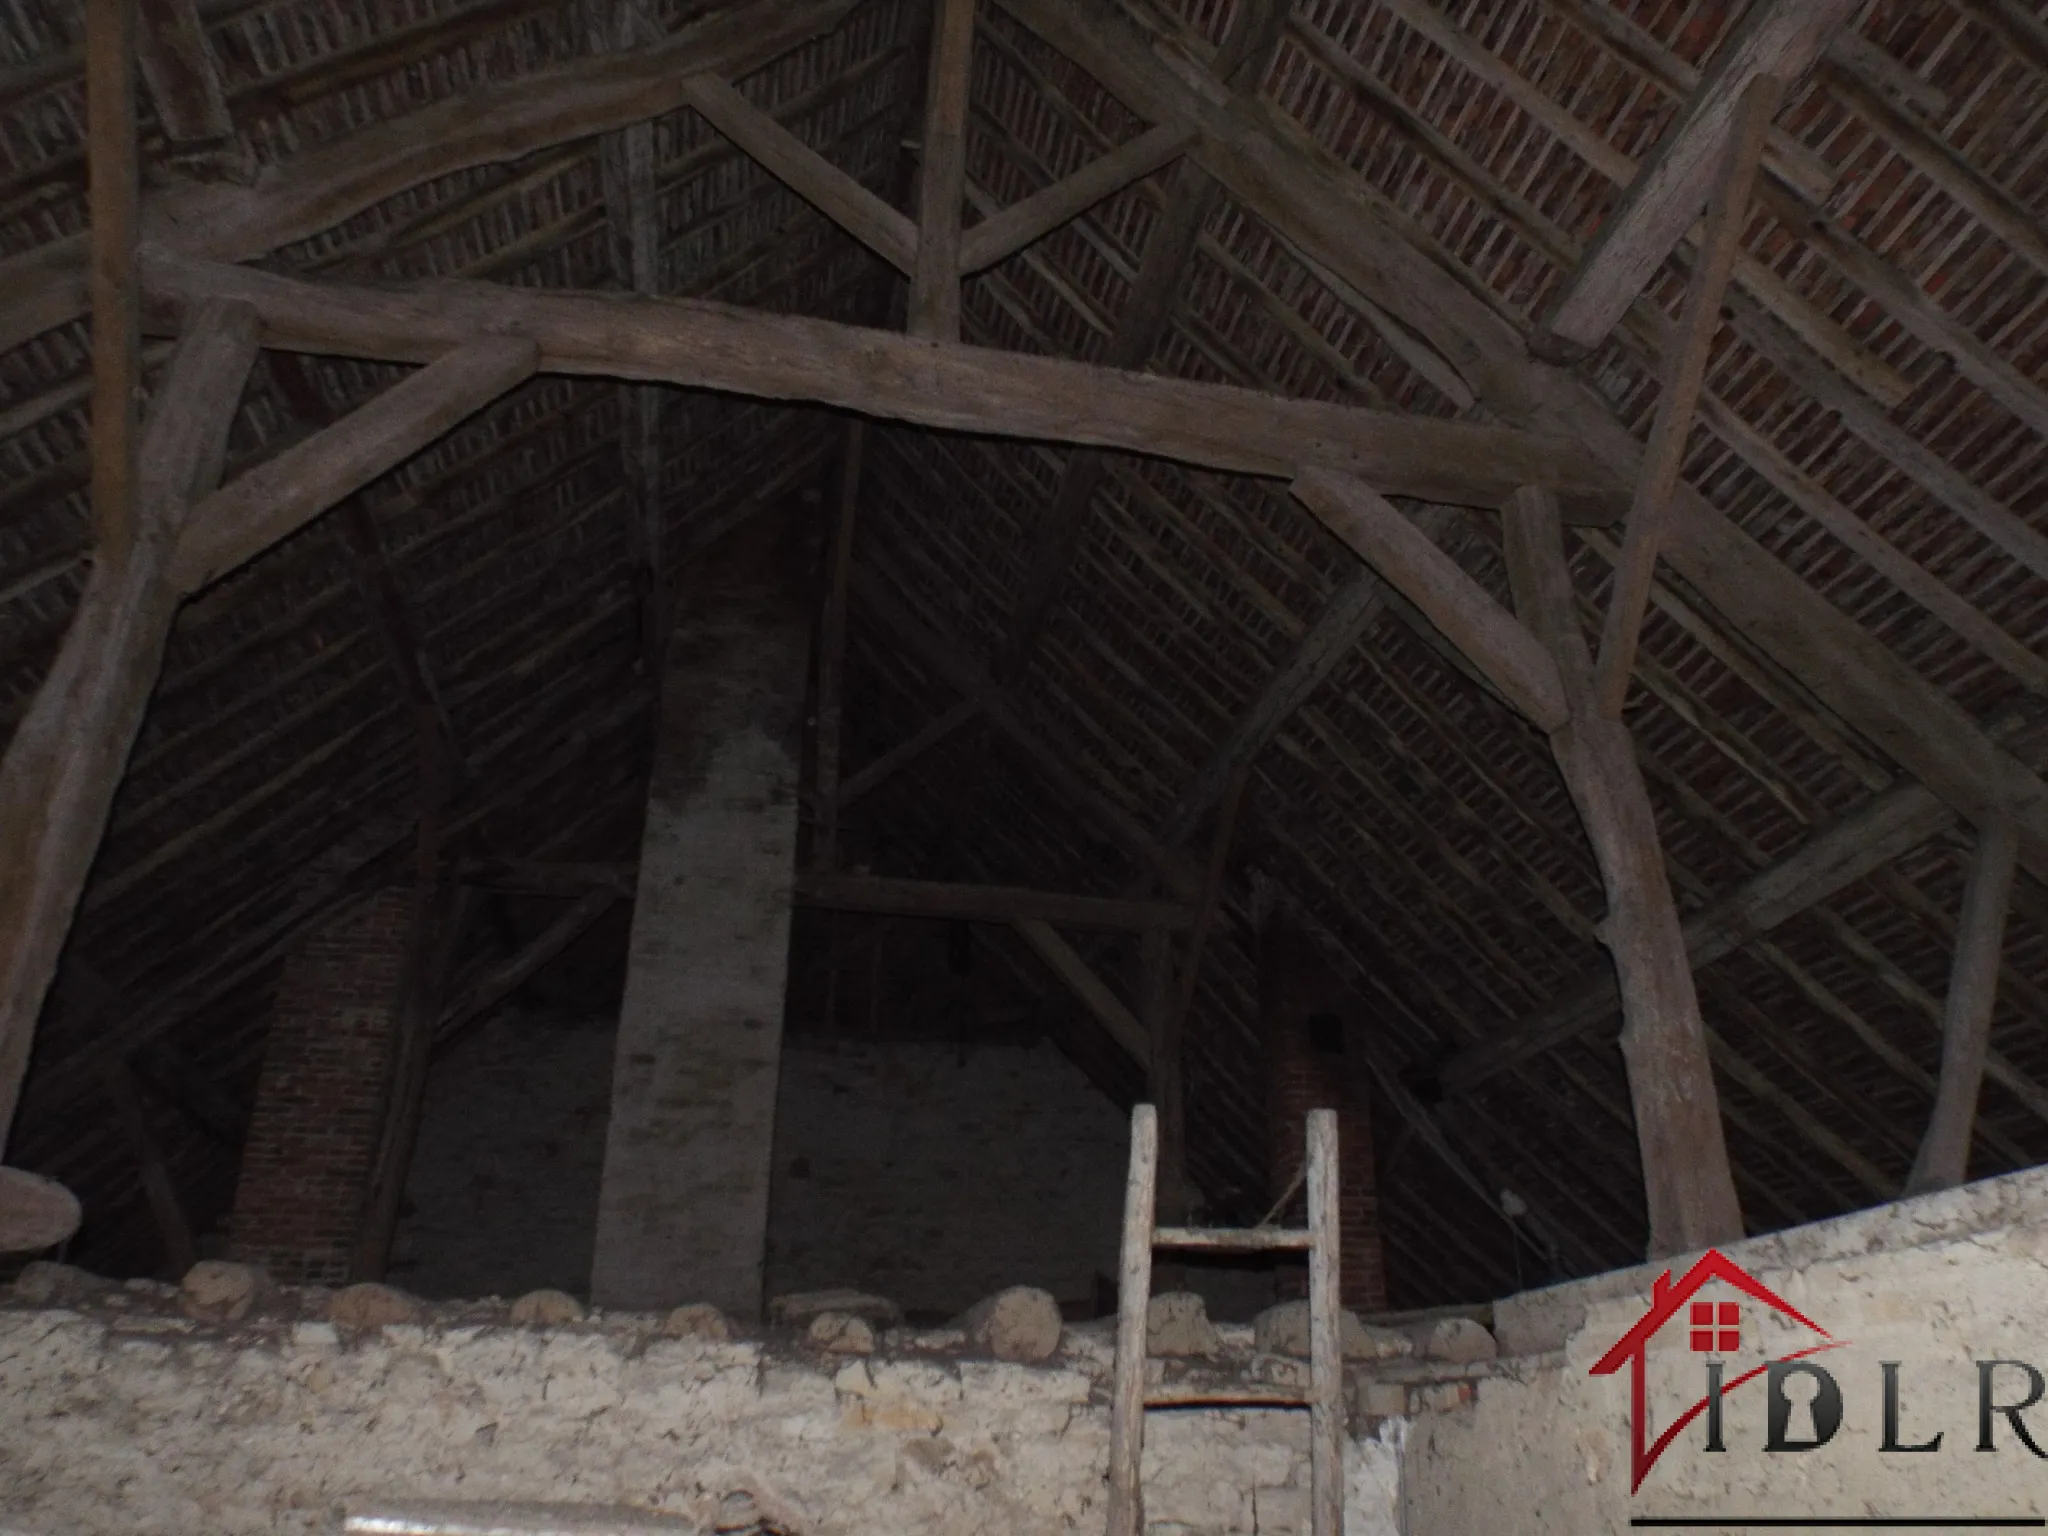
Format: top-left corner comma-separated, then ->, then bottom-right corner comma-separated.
764,1040 -> 1130,1319
1401,1165 -> 2048,1533
0,1285 -> 1405,1536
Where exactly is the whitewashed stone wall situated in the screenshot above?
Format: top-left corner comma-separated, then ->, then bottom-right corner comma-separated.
0,1295 -> 1404,1536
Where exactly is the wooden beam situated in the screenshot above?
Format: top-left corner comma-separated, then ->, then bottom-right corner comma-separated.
1442,776 -> 1959,1092
1291,471 -> 1570,732
836,698 -> 979,808
1159,512 -> 1450,845
0,0 -> 860,356
909,0 -> 975,338
813,423 -> 864,870
1536,0 -> 1858,353
144,249 -> 1619,511
851,559 -> 1204,899
101,1057 -> 198,1276
436,890 -> 621,1050
682,71 -> 920,275
1905,814 -> 2020,1196
1013,918 -> 1149,1065
134,0 -> 232,147
457,858 -> 638,899
1502,484 -> 1741,1257
0,299 -> 257,1145
1589,73 -> 1779,719
1136,926 -> 1177,1216
958,120 -> 1195,274
169,333 -> 538,593
798,871 -> 1194,931
87,0 -> 141,563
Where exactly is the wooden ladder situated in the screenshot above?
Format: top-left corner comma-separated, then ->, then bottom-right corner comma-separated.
1106,1103 -> 1343,1536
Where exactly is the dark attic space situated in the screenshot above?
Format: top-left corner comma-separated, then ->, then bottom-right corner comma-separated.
5,0 -> 2048,1529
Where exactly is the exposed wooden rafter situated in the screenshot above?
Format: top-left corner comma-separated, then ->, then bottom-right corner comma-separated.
908,0 -> 976,338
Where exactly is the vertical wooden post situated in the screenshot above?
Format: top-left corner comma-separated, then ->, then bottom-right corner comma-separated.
1106,1103 -> 1157,1536
88,0 -> 141,563
1504,484 -> 1743,1257
351,716 -> 468,1280
1305,1107 -> 1342,1536
102,1057 -> 198,1277
908,0 -> 974,339
1906,814 -> 2020,1195
813,422 -> 864,870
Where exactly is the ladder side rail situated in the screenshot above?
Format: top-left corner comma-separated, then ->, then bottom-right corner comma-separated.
1306,1106 -> 1343,1536
1107,1103 -> 1160,1536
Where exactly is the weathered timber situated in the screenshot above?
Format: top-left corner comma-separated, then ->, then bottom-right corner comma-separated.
1012,918 -> 1150,1065
852,558 -> 1204,899
836,699 -> 979,807
994,0 -> 2048,892
456,858 -> 639,899
1106,1104 -> 1158,1536
88,0 -> 140,562
1906,815 -> 2021,1196
1590,73 -> 1779,719
170,334 -> 539,592
1503,484 -> 1741,1257
142,251 -> 1614,512
0,300 -> 258,1145
1291,472 -> 1569,732
908,0 -> 975,337
1306,1107 -> 1342,1536
1537,0 -> 1858,353
797,872 -> 1193,931
681,72 -> 919,274
102,1057 -> 198,1276
0,0 -> 860,355
812,424 -> 863,870
958,121 -> 1195,274
1441,779 -> 1956,1092
1152,1225 -> 1312,1251
135,0 -> 233,146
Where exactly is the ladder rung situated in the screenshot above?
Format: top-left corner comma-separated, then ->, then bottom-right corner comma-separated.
1146,1384 -> 1311,1409
1152,1224 -> 1313,1252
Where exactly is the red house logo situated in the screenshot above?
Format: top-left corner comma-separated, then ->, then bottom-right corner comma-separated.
1589,1249 -> 1848,1492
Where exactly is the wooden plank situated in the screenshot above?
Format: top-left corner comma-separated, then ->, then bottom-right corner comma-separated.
0,0 -> 860,356
812,423 -> 863,870
0,300 -> 257,1146
836,699 -> 979,807
1153,1224 -> 1312,1251
135,0 -> 232,145
958,121 -> 1194,274
0,1167 -> 82,1254
1304,1107 -> 1342,1536
1537,0 -> 1859,352
1291,471 -> 1570,732
1106,1103 -> 1158,1536
1012,917 -> 1150,1065
456,858 -> 638,899
1503,484 -> 1741,1257
101,1056 -> 198,1277
1905,814 -> 2020,1195
798,872 -> 1193,932
88,0 -> 141,562
170,333 -> 538,593
908,0 -> 975,337
144,249 -> 1620,511
682,72 -> 919,275
1590,73 -> 1779,719
1441,777 -> 1953,1092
